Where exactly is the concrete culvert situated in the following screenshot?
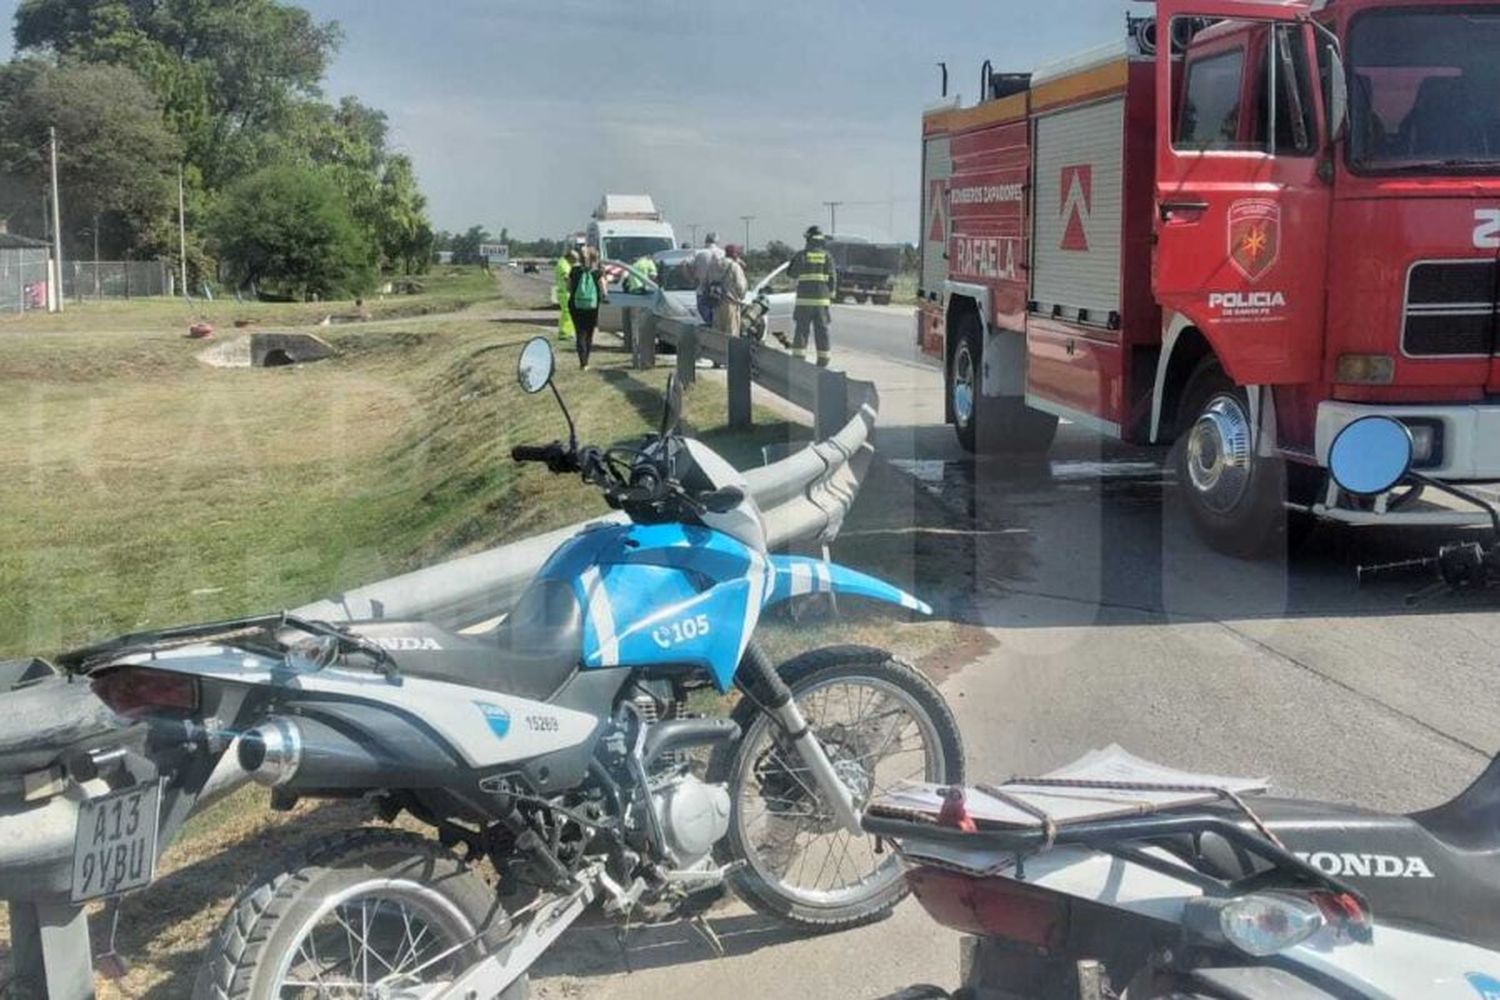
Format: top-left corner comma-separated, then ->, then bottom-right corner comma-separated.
249,332 -> 337,368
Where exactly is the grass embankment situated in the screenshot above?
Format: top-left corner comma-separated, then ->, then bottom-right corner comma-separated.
0,272 -> 799,658
0,266 -> 503,336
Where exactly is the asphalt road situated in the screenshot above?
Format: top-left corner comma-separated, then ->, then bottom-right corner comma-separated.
537,299 -> 1500,1000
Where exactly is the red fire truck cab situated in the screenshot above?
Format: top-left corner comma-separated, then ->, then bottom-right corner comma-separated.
920,0 -> 1500,556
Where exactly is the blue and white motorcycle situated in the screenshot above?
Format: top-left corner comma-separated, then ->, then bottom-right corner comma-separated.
65,336 -> 963,999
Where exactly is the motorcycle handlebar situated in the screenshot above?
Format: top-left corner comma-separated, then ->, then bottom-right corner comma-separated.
511,443 -> 564,464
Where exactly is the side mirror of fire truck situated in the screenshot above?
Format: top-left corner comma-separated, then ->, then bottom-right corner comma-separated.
1318,28 -> 1350,144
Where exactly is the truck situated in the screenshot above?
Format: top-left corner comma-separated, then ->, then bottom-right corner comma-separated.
826,236 -> 905,304
919,0 -> 1500,557
587,194 -> 677,264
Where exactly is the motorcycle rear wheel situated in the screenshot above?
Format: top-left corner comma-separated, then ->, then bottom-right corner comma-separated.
194,828 -> 524,1000
708,646 -> 965,929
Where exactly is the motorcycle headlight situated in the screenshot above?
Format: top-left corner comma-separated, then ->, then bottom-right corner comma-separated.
1183,893 -> 1326,958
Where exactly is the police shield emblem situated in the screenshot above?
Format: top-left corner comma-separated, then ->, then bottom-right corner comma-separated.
1228,199 -> 1281,282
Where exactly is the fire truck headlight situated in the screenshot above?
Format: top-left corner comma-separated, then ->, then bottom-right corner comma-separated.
1335,354 -> 1395,385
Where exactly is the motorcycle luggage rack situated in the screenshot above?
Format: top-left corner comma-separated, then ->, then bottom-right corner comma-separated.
864,787 -> 1370,912
57,612 -> 399,679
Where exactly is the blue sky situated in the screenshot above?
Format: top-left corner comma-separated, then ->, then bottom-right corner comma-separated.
0,1 -> 1126,245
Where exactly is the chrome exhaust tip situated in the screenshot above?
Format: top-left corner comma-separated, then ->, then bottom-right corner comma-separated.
238,717 -> 303,788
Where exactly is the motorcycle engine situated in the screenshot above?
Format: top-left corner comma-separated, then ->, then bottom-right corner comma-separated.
653,774 -> 731,868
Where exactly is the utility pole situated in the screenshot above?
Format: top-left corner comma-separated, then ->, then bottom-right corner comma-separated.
92,213 -> 100,299
740,215 -> 755,249
178,164 -> 189,298
687,223 -> 700,247
823,201 -> 842,236
49,126 -> 63,313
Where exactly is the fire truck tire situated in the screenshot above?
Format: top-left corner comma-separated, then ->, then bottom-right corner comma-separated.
1176,362 -> 1288,559
950,317 -> 1058,454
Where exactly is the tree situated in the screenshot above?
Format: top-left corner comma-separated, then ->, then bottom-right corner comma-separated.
211,164 -> 373,300
15,0 -> 341,190
448,225 -> 489,267
0,59 -> 179,257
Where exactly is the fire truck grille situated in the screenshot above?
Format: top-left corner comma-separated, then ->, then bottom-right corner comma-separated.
1403,260 -> 1498,357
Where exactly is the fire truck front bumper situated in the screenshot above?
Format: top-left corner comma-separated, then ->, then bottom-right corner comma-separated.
1308,401 -> 1500,527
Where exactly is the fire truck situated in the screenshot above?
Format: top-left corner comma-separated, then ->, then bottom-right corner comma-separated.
919,0 -> 1500,556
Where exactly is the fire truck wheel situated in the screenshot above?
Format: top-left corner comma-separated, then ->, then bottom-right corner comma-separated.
950,316 -> 1058,454
1176,361 -> 1288,559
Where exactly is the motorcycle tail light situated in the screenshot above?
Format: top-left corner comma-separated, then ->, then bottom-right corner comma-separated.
1185,893 -> 1325,958
906,867 -> 1066,951
92,667 -> 199,720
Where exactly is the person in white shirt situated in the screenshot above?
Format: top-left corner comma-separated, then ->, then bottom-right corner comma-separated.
687,233 -> 725,323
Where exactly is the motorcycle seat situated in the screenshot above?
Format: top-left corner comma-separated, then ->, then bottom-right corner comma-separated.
0,674 -> 122,776
1409,753 -> 1500,853
351,580 -> 583,704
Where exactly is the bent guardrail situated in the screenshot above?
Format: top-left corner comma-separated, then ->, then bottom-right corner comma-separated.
297,311 -> 878,630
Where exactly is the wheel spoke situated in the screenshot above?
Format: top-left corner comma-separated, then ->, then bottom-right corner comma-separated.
733,671 -> 948,908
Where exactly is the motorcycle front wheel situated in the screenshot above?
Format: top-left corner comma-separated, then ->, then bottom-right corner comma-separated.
194,829 -> 524,1000
708,645 -> 965,929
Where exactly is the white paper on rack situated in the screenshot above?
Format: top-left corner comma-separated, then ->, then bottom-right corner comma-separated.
874,745 -> 1269,830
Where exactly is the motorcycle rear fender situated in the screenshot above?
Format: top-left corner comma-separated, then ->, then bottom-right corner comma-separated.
764,556 -> 931,615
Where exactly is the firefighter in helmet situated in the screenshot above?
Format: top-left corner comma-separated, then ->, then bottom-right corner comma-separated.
788,225 -> 838,366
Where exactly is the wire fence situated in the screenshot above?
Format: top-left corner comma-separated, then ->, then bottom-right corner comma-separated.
62,260 -> 170,302
0,248 -> 52,315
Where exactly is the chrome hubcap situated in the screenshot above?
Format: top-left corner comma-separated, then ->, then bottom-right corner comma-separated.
1186,394 -> 1253,514
953,345 -> 976,425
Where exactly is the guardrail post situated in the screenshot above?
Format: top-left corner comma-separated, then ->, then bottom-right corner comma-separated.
633,312 -> 657,370
676,326 -> 698,387
815,368 -> 849,440
727,337 -> 753,429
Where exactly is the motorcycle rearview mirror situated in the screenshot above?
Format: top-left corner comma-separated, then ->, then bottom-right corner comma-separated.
1328,416 -> 1414,497
517,336 -> 555,394
518,335 -> 577,450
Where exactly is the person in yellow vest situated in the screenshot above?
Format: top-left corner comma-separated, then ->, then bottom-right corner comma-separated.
554,245 -> 581,342
788,225 -> 838,366
625,254 -> 658,293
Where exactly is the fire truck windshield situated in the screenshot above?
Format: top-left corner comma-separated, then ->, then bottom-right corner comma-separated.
1347,6 -> 1500,171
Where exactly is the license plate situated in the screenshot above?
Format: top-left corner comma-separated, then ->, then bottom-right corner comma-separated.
70,782 -> 161,903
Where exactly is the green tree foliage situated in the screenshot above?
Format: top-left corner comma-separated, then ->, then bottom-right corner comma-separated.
15,0 -> 340,189
448,225 -> 489,267
0,59 -> 179,257
6,0 -> 434,279
211,164 -> 373,300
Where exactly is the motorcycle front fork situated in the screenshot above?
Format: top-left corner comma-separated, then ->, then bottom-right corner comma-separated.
740,642 -> 864,835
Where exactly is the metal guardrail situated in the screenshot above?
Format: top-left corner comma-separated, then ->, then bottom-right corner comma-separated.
296,310 -> 879,630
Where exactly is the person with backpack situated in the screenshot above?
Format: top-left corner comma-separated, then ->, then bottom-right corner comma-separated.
568,246 -> 609,370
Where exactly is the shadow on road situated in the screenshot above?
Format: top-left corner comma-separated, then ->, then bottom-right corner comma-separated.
534,910 -> 810,981
838,423 -> 1500,633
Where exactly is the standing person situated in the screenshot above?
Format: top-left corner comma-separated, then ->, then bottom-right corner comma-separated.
690,232 -> 725,324
625,253 -> 658,293
568,246 -> 609,370
553,245 -> 579,342
788,225 -> 838,366
712,245 -> 750,337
